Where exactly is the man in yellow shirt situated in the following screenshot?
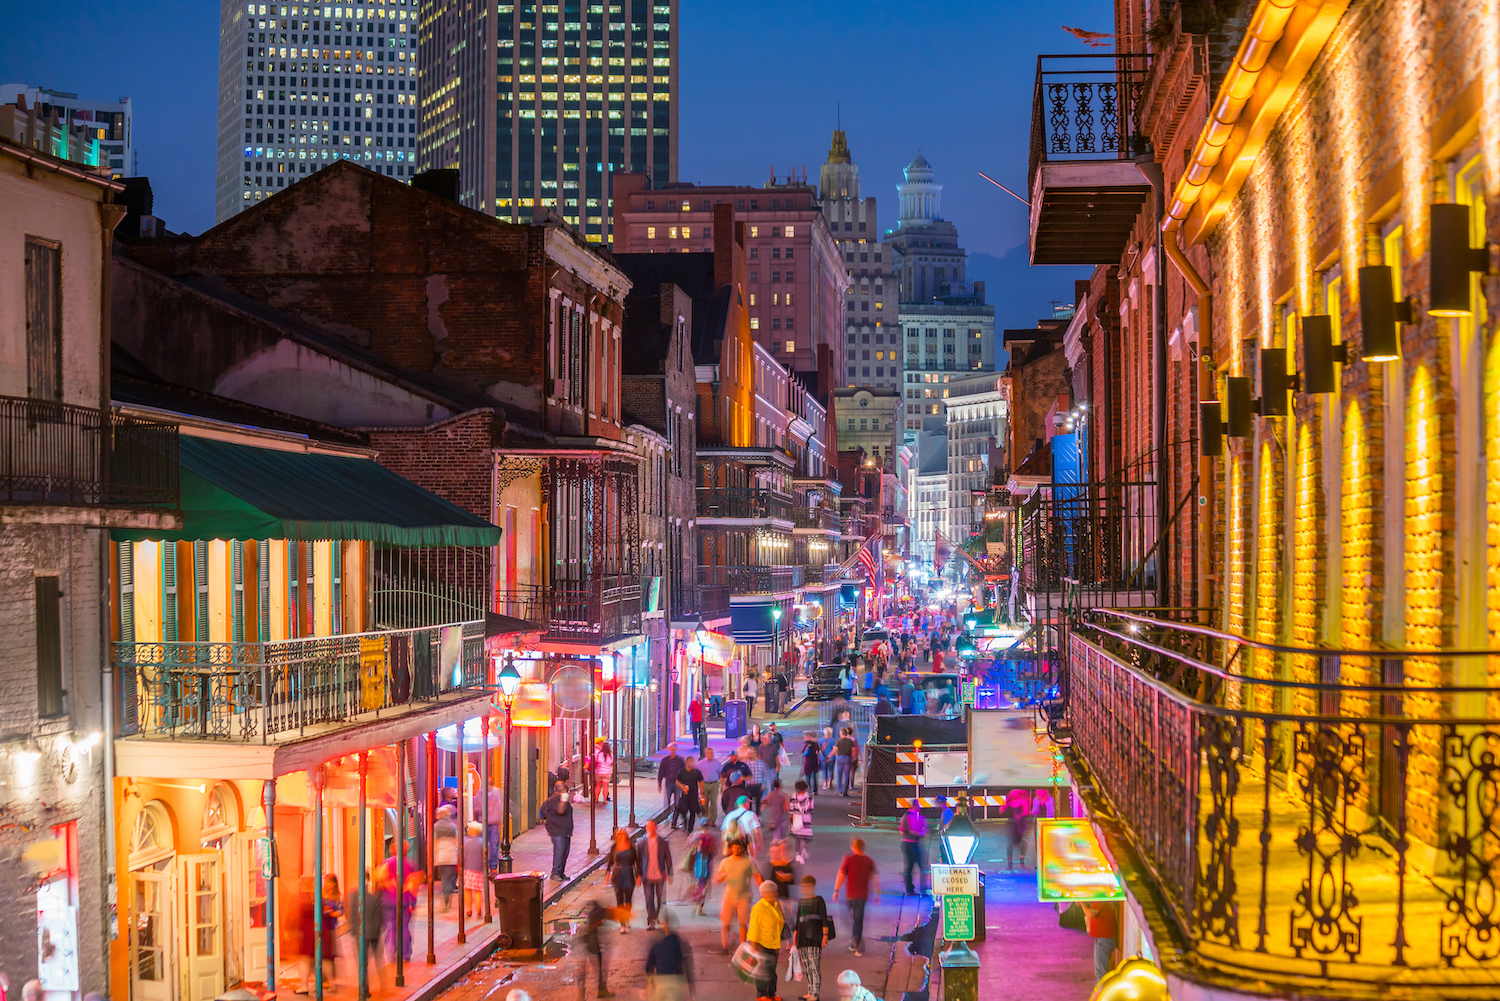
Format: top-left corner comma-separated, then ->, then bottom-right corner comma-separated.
746,880 -> 785,1001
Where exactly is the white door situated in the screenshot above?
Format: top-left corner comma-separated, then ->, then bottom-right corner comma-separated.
179,854 -> 226,1001
243,832 -> 271,984
129,870 -> 174,1001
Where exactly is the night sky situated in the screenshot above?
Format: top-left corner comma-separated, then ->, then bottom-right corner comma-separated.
1,0 -> 1110,328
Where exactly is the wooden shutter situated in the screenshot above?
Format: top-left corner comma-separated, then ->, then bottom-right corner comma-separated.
231,540 -> 245,643
194,541 -> 209,643
331,543 -> 343,635
24,238 -> 62,401
257,546 -> 270,641
162,544 -> 178,642
118,543 -> 136,644
35,575 -> 64,717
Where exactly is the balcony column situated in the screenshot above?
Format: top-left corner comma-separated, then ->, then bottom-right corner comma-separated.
313,763 -> 326,1001
395,737 -> 406,987
264,777 -> 277,996
425,731 -> 437,964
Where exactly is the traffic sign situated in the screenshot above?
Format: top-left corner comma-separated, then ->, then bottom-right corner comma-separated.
941,893 -> 976,941
932,865 -> 980,896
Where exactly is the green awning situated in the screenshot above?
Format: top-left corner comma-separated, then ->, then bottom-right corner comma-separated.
112,435 -> 501,547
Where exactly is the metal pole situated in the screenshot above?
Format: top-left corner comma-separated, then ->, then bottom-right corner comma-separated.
587,657 -> 599,856
357,753 -> 367,1001
501,699 -> 514,871
482,716 -> 493,924
426,731 -> 437,965
395,738 -> 406,988
313,765 -> 325,1001
263,777 -> 277,996
628,676 -> 637,828
457,734 -> 467,946
612,687 -> 619,834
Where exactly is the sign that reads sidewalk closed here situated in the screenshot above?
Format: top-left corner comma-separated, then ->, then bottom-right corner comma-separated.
941,894 -> 976,941
931,865 -> 980,896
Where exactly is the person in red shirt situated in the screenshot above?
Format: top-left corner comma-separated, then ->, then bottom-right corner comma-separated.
1083,901 -> 1120,981
832,837 -> 881,956
688,696 -> 706,757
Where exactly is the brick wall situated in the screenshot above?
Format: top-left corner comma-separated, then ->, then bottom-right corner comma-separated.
0,524 -> 107,994
365,409 -> 501,519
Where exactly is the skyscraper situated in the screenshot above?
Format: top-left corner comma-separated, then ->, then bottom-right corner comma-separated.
819,130 -> 899,390
418,0 -> 677,240
216,0 -> 422,223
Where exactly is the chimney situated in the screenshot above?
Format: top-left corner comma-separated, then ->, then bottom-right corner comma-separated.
713,203 -> 737,291
411,168 -> 460,202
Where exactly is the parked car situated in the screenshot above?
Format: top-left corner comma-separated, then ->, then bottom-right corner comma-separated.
809,665 -> 846,701
859,626 -> 890,656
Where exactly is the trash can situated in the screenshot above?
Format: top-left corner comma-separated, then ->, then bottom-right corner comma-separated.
490,872 -> 544,954
764,683 -> 778,714
725,698 -> 749,739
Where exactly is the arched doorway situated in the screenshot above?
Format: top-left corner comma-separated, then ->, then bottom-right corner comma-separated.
128,802 -> 175,1001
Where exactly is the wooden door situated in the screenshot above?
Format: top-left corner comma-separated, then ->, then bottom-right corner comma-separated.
129,870 -> 174,1001
179,854 -> 226,1001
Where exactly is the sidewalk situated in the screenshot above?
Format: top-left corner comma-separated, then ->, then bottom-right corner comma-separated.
324,719 -> 748,1001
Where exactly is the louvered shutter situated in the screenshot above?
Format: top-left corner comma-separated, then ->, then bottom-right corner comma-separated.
231,540 -> 245,643
162,544 -> 178,642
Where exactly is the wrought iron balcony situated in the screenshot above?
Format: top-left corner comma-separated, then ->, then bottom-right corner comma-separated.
697,564 -> 801,595
1027,53 -> 1151,265
1,396 -> 179,508
115,619 -> 486,741
697,487 -> 794,522
1062,608 -> 1500,994
495,574 -> 642,640
792,506 -> 839,531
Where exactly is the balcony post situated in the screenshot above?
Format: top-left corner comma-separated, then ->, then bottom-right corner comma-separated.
395,736 -> 406,988
587,656 -> 599,856
263,776 -> 278,996
313,763 -> 325,1001
482,715 -> 493,924
426,731 -> 437,964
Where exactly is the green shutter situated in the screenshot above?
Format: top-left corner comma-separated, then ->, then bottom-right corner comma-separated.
231,540 -> 245,643
257,546 -> 270,641
119,543 -> 136,643
331,543 -> 343,635
163,544 -> 178,642
36,576 -> 64,718
194,540 -> 209,642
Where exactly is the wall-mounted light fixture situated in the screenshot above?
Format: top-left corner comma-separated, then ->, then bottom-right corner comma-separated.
1300,315 -> 1346,394
1259,346 -> 1293,417
1199,400 -> 1223,456
1429,203 -> 1495,317
1357,265 -> 1413,362
1225,376 -> 1255,437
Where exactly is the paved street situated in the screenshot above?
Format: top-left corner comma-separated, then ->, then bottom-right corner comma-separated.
436,700 -> 1094,1001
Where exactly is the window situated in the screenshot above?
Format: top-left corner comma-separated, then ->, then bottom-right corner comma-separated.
749,293 -> 757,306
749,225 -> 758,238
785,225 -> 795,237
750,317 -> 760,329
784,340 -> 796,353
749,247 -> 758,259
25,237 -> 62,401
786,292 -> 794,306
646,226 -> 655,239
669,226 -> 678,238
36,575 -> 64,717
785,247 -> 795,258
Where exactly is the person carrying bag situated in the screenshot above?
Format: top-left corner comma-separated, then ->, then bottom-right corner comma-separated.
793,875 -> 832,1001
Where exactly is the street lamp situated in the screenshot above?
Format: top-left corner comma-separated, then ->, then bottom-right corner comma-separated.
695,616 -> 710,738
939,796 -> 979,865
496,656 -> 521,873
771,605 -> 783,709
938,795 -> 982,996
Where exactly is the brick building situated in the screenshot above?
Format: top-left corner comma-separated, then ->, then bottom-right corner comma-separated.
610,172 -> 847,378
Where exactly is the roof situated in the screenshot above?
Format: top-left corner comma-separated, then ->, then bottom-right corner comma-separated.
112,434 -> 501,547
612,252 -> 729,366
111,370 -> 368,447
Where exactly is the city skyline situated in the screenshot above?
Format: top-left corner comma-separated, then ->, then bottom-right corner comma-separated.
0,0 -> 1103,325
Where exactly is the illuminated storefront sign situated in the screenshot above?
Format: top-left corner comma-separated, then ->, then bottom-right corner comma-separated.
1036,818 -> 1124,903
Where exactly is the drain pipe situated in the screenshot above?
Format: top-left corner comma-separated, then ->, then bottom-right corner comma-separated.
1135,153 -> 1170,608
1161,217 -> 1215,627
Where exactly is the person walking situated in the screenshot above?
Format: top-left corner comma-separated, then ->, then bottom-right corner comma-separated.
746,880 -> 786,1001
659,743 -> 686,827
462,821 -> 485,916
834,728 -> 857,797
788,780 -> 815,864
344,870 -> 387,993
743,674 -> 758,717
640,819 -> 674,930
686,825 -> 719,915
818,728 -> 836,792
541,780 -> 575,881
1083,901 -> 1120,982
676,756 -> 705,834
578,898 -> 615,999
606,828 -> 642,932
716,838 -> 757,950
800,732 -> 821,789
762,779 -> 790,842
645,907 -> 695,1001
432,805 -> 459,910
701,747 -> 721,827
689,696 -> 708,758
745,742 -> 770,814
594,740 -> 615,804
475,780 -> 505,872
899,804 -> 929,895
722,794 -> 763,857
832,838 -> 879,957
794,875 -> 830,1001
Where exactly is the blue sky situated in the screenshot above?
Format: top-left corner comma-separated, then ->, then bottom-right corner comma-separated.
2,0 -> 1110,327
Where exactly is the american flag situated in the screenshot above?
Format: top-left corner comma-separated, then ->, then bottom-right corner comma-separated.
858,540 -> 877,580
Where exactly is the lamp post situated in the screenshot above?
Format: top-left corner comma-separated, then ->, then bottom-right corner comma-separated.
695,616 -> 708,723
771,605 -> 783,712
496,657 -> 521,873
938,796 -> 981,1001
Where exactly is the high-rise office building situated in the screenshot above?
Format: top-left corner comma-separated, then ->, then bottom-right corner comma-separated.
216,0 -> 422,223
819,130 -> 899,390
0,84 -> 133,175
418,0 -> 677,240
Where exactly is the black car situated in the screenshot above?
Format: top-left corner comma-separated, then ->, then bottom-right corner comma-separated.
808,664 -> 845,701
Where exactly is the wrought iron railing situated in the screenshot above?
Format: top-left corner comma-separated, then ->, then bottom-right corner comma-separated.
115,619 -> 486,741
793,507 -> 839,531
1027,53 -> 1149,191
696,487 -> 793,522
1065,609 -> 1500,987
0,397 -> 179,507
696,564 -> 801,595
495,574 -> 642,639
